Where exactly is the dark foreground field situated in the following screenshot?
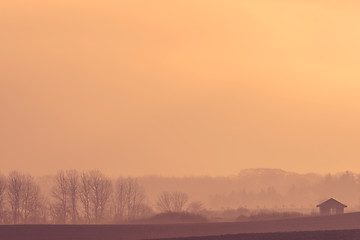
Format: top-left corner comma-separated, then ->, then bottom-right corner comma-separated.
1,212 -> 360,240
153,229 -> 360,240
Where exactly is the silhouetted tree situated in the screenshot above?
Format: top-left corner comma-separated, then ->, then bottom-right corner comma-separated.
7,171 -> 42,224
67,170 -> 79,223
156,191 -> 189,213
89,170 -> 112,223
80,172 -> 92,223
7,171 -> 24,224
80,171 -> 112,223
172,192 -> 189,212
0,173 -> 6,223
156,191 -> 172,212
113,177 -> 146,221
21,175 -> 41,223
51,170 -> 68,223
50,170 -> 79,223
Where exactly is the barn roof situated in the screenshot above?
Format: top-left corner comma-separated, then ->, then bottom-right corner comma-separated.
316,198 -> 347,208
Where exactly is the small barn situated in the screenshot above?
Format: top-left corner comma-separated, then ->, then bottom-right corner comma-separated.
316,198 -> 347,215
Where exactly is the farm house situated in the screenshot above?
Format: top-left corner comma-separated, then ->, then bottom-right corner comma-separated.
316,198 -> 347,215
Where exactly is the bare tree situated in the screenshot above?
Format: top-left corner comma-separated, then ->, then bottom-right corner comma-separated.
21,175 -> 41,223
156,191 -> 189,213
79,172 -> 92,223
0,173 -> 6,223
7,171 -> 23,223
79,171 -> 112,223
113,177 -> 146,221
7,172 -> 43,224
66,170 -> 79,223
88,170 -> 112,223
172,192 -> 188,212
112,178 -> 126,221
51,170 -> 68,223
156,191 -> 173,213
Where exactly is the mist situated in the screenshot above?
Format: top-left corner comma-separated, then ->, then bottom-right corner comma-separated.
1,168 -> 359,224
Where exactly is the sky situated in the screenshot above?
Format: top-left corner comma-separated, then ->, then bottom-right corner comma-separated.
1,0 -> 360,177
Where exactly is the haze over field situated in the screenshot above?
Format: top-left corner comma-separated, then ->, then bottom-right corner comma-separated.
33,168 -> 360,212
3,3 -> 360,240
1,0 -> 360,177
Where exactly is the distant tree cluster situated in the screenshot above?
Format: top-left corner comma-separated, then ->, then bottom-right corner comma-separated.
0,170 -> 198,224
207,171 -> 360,210
0,172 -> 46,224
49,170 -> 152,224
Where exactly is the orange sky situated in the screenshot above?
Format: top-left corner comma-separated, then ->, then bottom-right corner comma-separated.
1,0 -> 360,176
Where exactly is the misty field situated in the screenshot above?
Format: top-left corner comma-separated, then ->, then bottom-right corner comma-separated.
2,213 -> 360,240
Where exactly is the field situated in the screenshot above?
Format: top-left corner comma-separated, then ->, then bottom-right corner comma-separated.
151,229 -> 360,240
1,212 -> 360,240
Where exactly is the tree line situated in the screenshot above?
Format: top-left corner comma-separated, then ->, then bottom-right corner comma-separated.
0,170 -> 201,224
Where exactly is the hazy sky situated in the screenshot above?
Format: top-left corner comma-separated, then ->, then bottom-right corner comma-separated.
1,0 -> 360,176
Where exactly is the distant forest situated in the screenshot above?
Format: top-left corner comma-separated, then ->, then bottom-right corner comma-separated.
0,169 -> 359,224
